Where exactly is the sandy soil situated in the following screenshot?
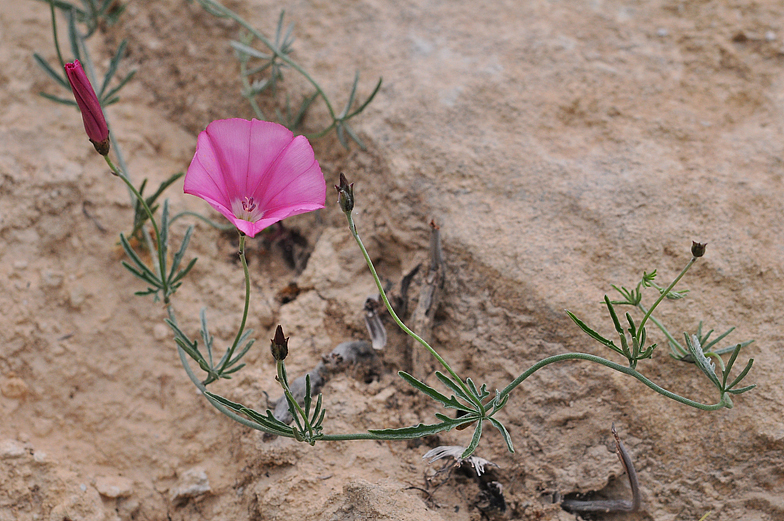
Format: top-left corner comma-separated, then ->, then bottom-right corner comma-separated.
2,0 -> 783,520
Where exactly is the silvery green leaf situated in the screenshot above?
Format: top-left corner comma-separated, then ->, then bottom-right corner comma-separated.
687,335 -> 721,389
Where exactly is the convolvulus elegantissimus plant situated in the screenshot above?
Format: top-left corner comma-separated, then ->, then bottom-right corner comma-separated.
45,3 -> 754,461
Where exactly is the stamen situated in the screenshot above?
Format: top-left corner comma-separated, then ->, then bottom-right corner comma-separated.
242,196 -> 257,212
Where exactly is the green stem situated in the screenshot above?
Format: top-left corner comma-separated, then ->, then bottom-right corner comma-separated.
276,360 -> 314,438
105,156 -> 169,301
344,212 -> 483,411
638,257 -> 696,335
219,233 -> 251,372
198,0 -> 336,119
497,352 -> 725,411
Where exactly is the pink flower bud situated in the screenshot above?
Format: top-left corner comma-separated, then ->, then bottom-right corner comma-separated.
65,60 -> 110,155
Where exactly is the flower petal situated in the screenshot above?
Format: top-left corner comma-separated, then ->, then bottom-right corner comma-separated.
252,135 -> 325,209
184,118 -> 325,238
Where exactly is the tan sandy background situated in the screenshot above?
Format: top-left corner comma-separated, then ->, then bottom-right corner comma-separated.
1,0 -> 783,519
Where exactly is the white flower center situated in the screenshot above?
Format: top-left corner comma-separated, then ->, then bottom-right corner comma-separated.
232,196 -> 264,222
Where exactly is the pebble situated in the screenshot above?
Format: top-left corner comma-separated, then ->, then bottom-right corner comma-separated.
95,476 -> 134,498
41,270 -> 64,288
0,439 -> 26,459
1,374 -> 29,399
170,467 -> 210,503
657,28 -> 669,37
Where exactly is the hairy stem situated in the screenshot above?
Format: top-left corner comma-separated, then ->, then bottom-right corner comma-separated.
107,156 -> 169,301
638,257 -> 696,334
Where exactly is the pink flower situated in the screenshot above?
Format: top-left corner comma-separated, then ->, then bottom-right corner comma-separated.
64,60 -> 110,155
184,119 -> 326,237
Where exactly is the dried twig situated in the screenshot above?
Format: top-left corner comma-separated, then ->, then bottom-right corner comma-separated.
561,425 -> 641,513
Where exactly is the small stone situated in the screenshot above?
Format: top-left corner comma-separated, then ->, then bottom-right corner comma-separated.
765,31 -> 776,42
0,439 -> 26,459
69,285 -> 87,308
41,270 -> 64,288
656,28 -> 669,37
13,260 -> 28,270
95,476 -> 134,498
171,468 -> 210,503
1,374 -> 29,399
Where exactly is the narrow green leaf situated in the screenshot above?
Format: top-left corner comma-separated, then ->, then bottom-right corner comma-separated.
168,225 -> 194,281
338,71 -> 360,119
310,393 -> 323,425
398,371 -> 473,411
726,358 -> 754,391
67,8 -> 81,62
39,92 -> 78,106
368,417 -> 466,439
33,53 -> 69,88
565,310 -> 623,355
335,123 -> 348,149
726,384 -> 756,395
434,371 -> 474,407
229,40 -> 271,60
159,200 -> 170,272
221,363 -> 245,376
120,261 -> 163,288
304,374 -> 313,417
714,339 -> 754,356
170,258 -> 197,286
347,76 -> 383,119
342,122 -> 365,149
101,70 -> 136,104
100,38 -> 128,97
119,233 -> 160,282
227,339 -> 255,368
204,392 -> 292,436
489,417 -> 514,453
722,343 -> 742,387
461,420 -> 483,458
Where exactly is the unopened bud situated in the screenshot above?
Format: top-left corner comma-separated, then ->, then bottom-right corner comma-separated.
691,241 -> 707,258
335,172 -> 355,213
270,325 -> 288,361
64,60 -> 110,156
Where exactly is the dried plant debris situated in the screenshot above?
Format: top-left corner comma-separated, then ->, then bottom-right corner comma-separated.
408,221 -> 446,377
422,445 -> 506,515
424,446 -> 499,477
364,296 -> 387,350
561,425 -> 641,514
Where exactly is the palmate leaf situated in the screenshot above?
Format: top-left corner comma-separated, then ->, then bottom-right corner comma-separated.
398,371 -> 472,412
